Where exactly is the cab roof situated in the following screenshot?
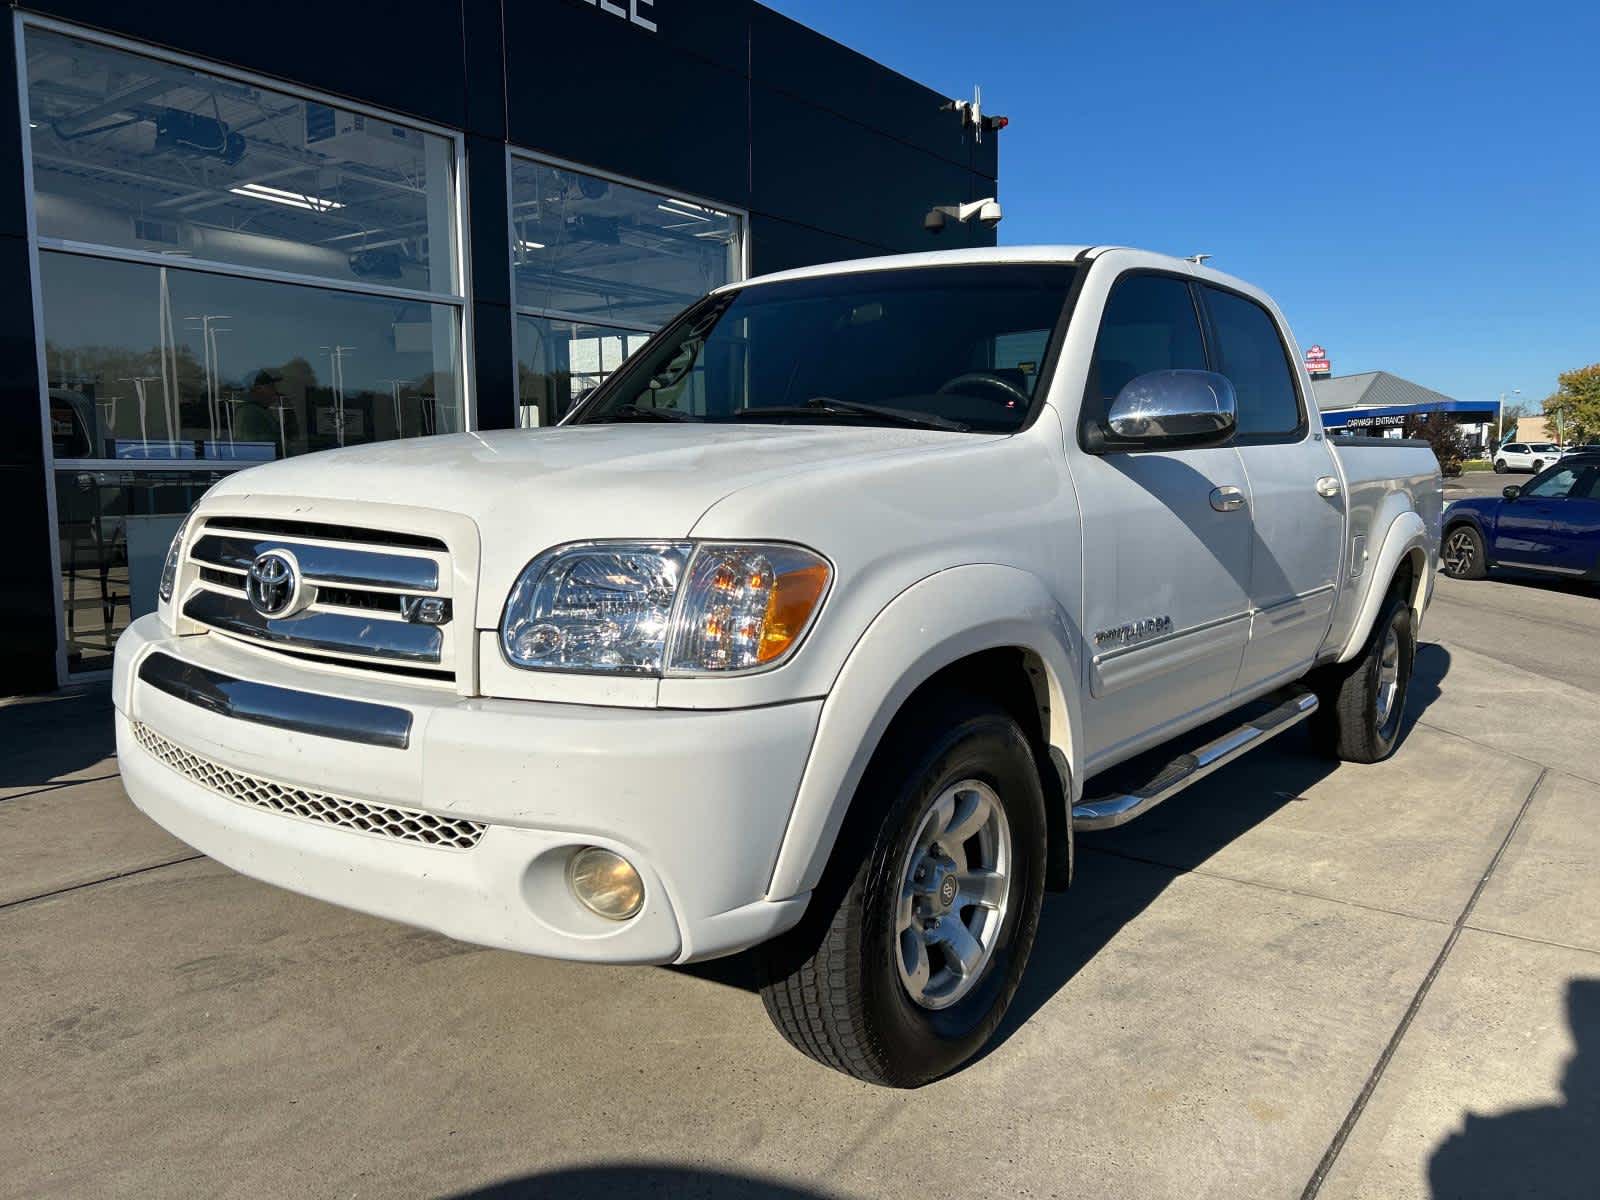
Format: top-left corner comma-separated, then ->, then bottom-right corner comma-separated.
724,245 -> 1264,303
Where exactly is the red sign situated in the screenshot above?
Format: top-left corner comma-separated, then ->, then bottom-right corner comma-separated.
1305,344 -> 1330,375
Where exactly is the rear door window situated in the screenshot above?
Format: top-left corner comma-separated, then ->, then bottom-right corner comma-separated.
1200,286 -> 1304,440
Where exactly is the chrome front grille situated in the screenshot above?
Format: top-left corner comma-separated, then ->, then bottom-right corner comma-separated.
132,721 -> 486,850
180,516 -> 457,681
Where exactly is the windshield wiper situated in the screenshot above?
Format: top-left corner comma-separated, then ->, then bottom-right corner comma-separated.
598,403 -> 703,423
735,397 -> 969,433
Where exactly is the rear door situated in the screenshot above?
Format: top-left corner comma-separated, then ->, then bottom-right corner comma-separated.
1067,271 -> 1254,766
1200,285 -> 1344,694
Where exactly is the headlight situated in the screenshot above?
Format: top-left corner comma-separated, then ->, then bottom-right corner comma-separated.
500,541 -> 831,676
158,511 -> 195,604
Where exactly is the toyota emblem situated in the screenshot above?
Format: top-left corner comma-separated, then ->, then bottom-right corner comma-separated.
246,550 -> 300,618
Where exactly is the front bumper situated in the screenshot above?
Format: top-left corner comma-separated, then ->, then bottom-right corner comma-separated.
113,614 -> 819,964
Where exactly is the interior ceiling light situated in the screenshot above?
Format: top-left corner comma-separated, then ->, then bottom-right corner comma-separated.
229,182 -> 345,213
657,201 -> 712,222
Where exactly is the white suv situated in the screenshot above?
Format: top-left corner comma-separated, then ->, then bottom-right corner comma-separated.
1495,442 -> 1563,473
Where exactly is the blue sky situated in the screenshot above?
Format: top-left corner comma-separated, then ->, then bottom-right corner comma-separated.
764,0 -> 1598,409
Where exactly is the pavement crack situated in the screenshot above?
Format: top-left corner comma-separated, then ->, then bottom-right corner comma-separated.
1299,766 -> 1550,1200
0,855 -> 205,916
1413,719 -> 1600,789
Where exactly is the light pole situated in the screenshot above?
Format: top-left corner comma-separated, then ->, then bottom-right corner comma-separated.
183,314 -> 231,444
1497,389 -> 1521,445
118,375 -> 162,456
378,378 -> 407,437
321,345 -> 356,446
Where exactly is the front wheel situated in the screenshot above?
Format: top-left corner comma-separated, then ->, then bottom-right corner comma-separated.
1441,525 -> 1487,580
1311,590 -> 1416,763
1532,459 -> 1545,474
757,692 -> 1046,1087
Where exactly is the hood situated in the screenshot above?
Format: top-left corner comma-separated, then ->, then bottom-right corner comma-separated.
204,423 -> 973,625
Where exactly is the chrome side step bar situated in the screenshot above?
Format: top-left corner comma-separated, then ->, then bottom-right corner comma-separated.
1072,688 -> 1319,831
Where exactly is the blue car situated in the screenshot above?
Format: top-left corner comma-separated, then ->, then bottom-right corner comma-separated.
1441,449 -> 1600,581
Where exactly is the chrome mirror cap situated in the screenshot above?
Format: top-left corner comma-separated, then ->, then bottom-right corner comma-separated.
1105,369 -> 1238,446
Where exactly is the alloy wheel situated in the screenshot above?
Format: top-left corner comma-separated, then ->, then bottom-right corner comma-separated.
1442,528 -> 1477,577
894,779 -> 1012,1010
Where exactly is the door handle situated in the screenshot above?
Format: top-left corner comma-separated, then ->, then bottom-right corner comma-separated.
1209,485 -> 1247,513
1316,475 -> 1342,498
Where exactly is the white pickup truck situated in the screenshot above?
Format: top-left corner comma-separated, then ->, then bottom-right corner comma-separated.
114,246 -> 1441,1087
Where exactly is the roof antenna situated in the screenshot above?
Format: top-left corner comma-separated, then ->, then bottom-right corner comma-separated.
1185,253 -> 1213,266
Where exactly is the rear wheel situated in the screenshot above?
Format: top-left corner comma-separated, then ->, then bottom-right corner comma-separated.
1311,590 -> 1416,763
1494,459 -> 1507,474
1441,524 -> 1488,580
757,692 -> 1046,1087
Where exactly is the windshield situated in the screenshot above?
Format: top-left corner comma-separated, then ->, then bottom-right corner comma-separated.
569,264 -> 1079,434
1532,443 -> 1562,452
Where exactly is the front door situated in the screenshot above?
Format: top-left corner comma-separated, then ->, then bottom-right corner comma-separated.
1069,272 -> 1254,769
1199,285 -> 1344,693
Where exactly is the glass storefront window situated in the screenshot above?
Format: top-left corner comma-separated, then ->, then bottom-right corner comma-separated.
43,251 -> 463,460
55,467 -> 226,674
510,156 -> 741,330
24,27 -> 459,295
23,25 -> 468,675
516,315 -> 650,427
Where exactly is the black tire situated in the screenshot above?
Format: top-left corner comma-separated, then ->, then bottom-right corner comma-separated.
1440,523 -> 1488,580
756,691 -> 1046,1088
1311,590 -> 1416,764
1532,459 -> 1545,474
1493,459 -> 1507,474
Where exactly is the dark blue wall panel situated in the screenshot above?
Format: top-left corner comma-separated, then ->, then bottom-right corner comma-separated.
751,86 -> 993,254
502,1 -> 752,208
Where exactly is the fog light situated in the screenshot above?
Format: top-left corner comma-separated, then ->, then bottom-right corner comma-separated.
567,847 -> 644,921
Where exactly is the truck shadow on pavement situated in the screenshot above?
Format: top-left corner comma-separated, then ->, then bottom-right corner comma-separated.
449,1163 -> 846,1199
988,641 -> 1450,1058
0,685 -> 116,794
1427,978 -> 1600,1199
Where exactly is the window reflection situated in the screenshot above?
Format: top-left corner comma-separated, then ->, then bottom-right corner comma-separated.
516,315 -> 648,426
510,157 -> 740,329
24,27 -> 460,295
42,251 -> 462,462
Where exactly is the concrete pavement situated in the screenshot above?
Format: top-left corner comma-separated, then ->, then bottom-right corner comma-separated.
2,571 -> 1596,1199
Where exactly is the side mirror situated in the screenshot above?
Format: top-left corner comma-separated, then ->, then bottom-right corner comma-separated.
1502,485 -> 1522,501
1102,370 -> 1237,449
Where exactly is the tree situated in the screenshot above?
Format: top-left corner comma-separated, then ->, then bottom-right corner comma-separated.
1403,411 -> 1467,475
1543,363 -> 1600,446
1498,400 -> 1531,440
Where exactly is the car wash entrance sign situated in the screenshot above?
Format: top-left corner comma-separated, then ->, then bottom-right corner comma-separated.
582,0 -> 657,33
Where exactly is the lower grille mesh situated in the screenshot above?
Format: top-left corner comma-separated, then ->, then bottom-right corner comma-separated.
131,722 -> 486,850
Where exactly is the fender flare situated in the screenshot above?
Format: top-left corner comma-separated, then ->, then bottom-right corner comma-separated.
1337,508 -> 1431,663
764,564 -> 1082,901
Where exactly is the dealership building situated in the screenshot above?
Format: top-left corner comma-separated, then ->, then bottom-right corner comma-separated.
0,0 -> 1001,694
